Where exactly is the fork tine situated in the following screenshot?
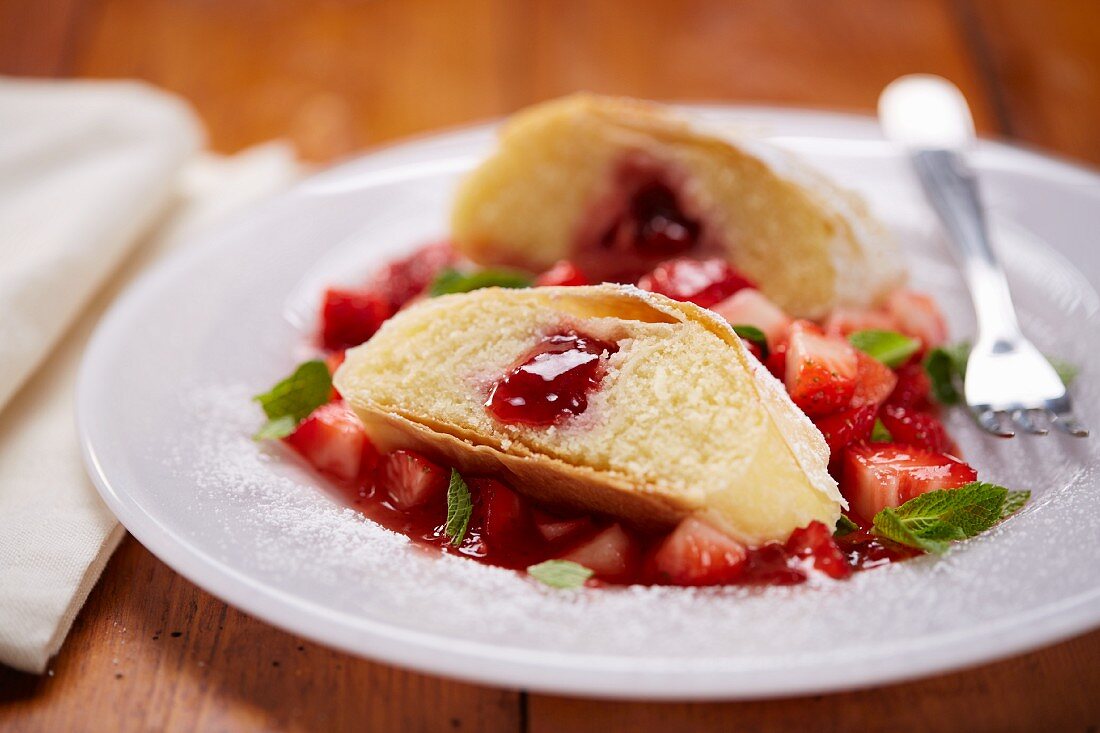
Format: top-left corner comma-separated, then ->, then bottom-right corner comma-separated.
975,408 -> 1015,438
1012,409 -> 1049,436
1052,412 -> 1090,437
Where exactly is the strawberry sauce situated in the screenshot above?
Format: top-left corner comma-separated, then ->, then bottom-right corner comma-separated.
485,332 -> 618,426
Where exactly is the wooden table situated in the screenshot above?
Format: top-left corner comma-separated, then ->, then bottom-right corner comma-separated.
2,1 -> 1099,730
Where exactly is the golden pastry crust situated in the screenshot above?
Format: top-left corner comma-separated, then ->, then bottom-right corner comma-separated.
335,284 -> 843,545
452,94 -> 904,319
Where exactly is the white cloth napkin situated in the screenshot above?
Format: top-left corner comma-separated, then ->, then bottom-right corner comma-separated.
0,78 -> 299,673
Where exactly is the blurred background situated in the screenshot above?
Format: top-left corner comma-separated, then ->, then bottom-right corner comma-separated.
4,0 -> 1098,165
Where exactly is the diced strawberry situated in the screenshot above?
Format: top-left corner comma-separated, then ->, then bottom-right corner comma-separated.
842,444 -> 978,521
710,288 -> 791,348
533,511 -> 592,543
885,290 -> 948,348
378,449 -> 448,510
324,350 -> 347,400
813,405 -> 877,452
561,524 -> 638,580
366,241 -> 455,312
850,351 -> 898,409
636,258 -> 755,309
652,517 -> 748,586
470,478 -> 531,548
286,402 -> 374,482
886,362 -> 932,409
823,307 -> 900,339
321,288 -> 391,350
765,339 -> 788,380
784,321 -> 859,416
741,338 -> 764,360
786,521 -> 852,579
535,260 -> 590,287
879,405 -> 957,454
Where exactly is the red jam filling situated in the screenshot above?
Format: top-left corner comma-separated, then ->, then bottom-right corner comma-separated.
485,332 -> 618,426
600,181 -> 701,257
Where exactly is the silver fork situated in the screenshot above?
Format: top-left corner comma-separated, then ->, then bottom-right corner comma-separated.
879,75 -> 1088,438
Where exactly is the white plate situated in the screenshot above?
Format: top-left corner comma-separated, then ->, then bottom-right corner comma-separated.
78,107 -> 1100,700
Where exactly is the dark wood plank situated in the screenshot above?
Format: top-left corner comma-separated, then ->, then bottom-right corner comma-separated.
0,537 -> 522,733
964,0 -> 1100,164
528,630 -> 1100,733
0,0 -> 87,76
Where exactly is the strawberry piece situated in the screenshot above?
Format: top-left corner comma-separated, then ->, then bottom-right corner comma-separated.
324,350 -> 347,400
850,351 -> 898,408
321,288 -> 391,350
786,521 -> 852,579
378,449 -> 448,510
535,260 -> 590,287
636,258 -> 755,308
534,511 -> 593,543
710,288 -> 791,348
561,524 -> 638,580
652,517 -> 748,586
470,478 -> 531,548
886,362 -> 932,409
879,405 -> 957,454
286,402 -> 375,481
823,307 -> 900,339
813,405 -> 877,452
765,339 -> 788,380
784,321 -> 859,416
741,338 -> 764,360
842,443 -> 977,521
885,290 -> 948,348
366,241 -> 455,312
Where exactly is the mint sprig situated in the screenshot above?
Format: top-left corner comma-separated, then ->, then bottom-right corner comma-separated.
527,560 -> 594,589
871,482 -> 1030,553
732,325 -> 769,359
849,329 -> 920,368
429,268 -> 532,297
924,341 -> 1077,405
834,515 -> 859,538
253,360 -> 332,440
444,469 -> 472,546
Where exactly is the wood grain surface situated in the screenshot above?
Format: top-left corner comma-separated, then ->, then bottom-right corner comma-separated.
2,1 -> 1099,731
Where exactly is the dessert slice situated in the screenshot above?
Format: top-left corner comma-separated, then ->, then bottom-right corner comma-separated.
451,94 -> 903,318
334,283 -> 842,546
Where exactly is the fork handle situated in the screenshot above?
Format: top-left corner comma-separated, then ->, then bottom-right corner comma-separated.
912,149 -> 1022,344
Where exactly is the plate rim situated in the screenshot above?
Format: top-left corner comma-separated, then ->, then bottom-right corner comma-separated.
77,104 -> 1100,700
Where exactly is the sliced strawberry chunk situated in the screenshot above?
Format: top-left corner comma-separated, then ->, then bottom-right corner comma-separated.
842,443 -> 977,521
887,362 -> 932,409
286,402 -> 374,481
786,521 -> 852,579
535,260 -> 590,287
561,524 -> 638,580
652,517 -> 748,586
813,404 -> 877,452
765,339 -> 788,380
321,288 -> 391,350
470,478 -> 531,548
784,321 -> 859,416
378,449 -> 448,510
710,288 -> 791,348
885,290 -> 948,348
533,511 -> 593,543
366,241 -> 455,312
636,258 -> 755,308
823,307 -> 900,339
324,350 -> 347,400
850,351 -> 898,409
879,405 -> 957,454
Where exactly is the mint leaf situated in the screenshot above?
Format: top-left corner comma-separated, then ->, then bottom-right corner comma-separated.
924,341 -> 1077,405
1000,490 -> 1031,520
732,325 -> 769,359
527,560 -> 594,589
870,418 -> 893,443
834,515 -> 859,538
849,329 -> 920,368
871,481 -> 1022,553
253,360 -> 332,440
429,268 -> 532,296
445,469 -> 472,546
